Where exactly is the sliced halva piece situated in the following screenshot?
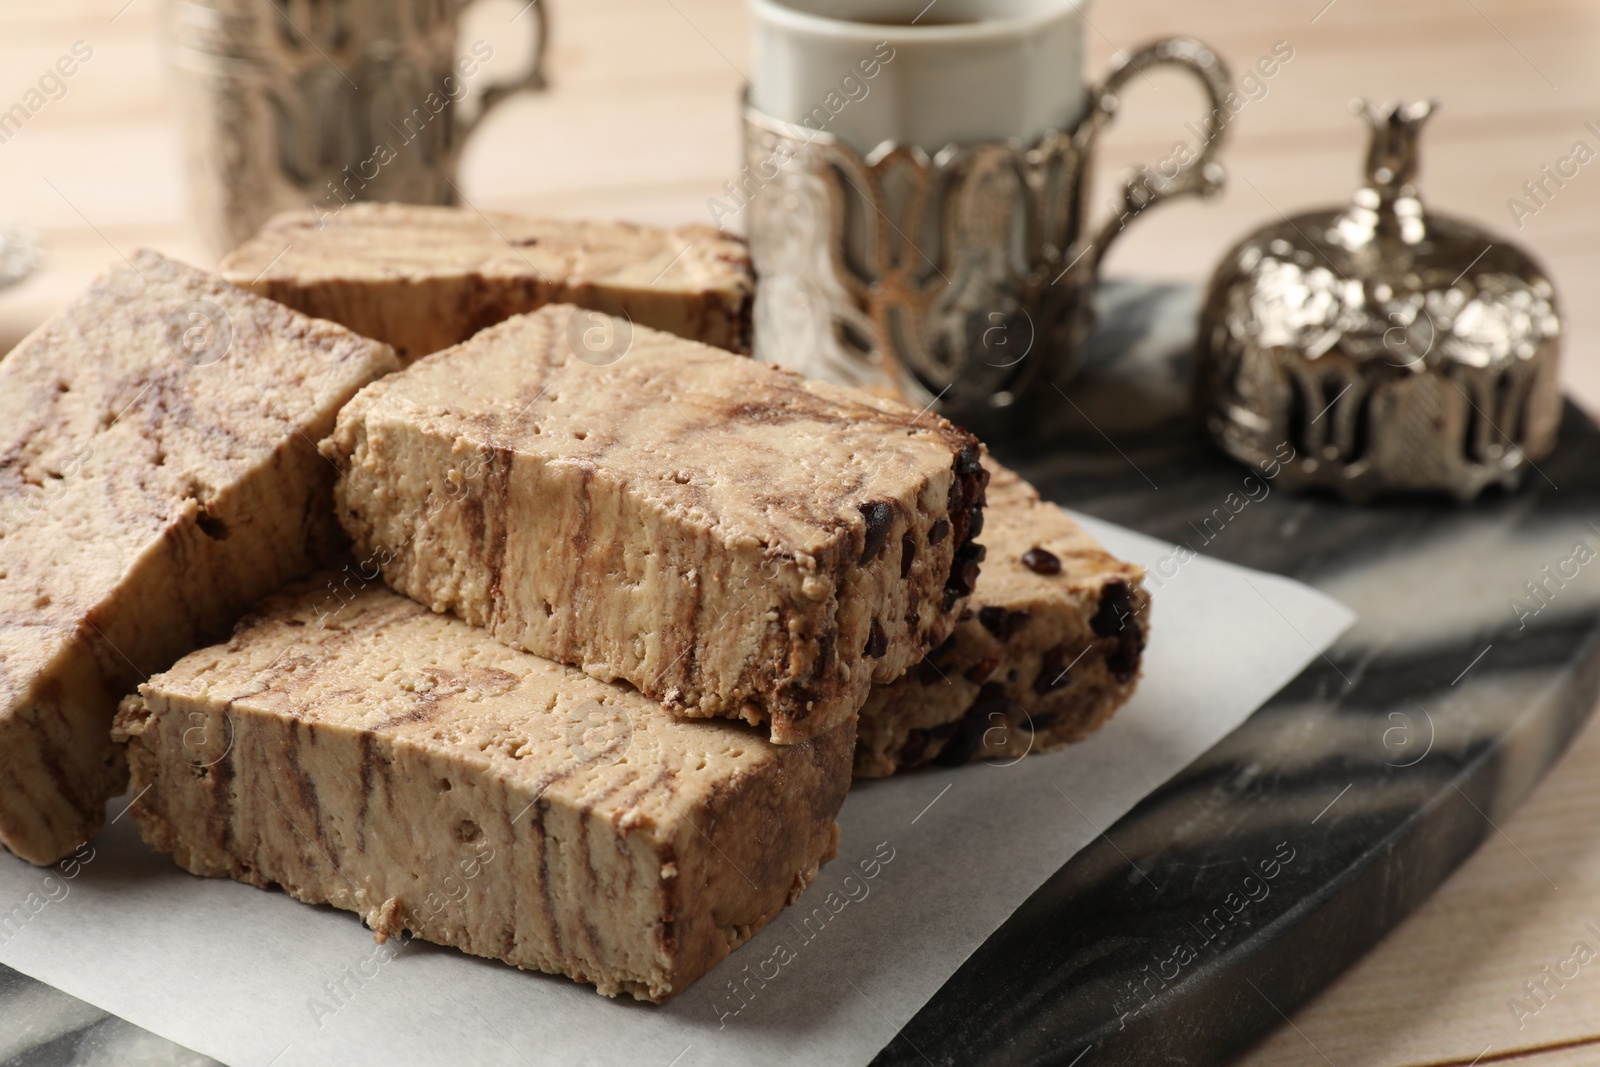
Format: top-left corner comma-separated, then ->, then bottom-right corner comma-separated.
0,250 -> 397,864
220,204 -> 753,362
322,305 -> 988,744
854,456 -> 1149,777
113,578 -> 852,1003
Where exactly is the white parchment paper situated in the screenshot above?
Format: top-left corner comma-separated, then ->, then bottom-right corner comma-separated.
0,517 -> 1354,1067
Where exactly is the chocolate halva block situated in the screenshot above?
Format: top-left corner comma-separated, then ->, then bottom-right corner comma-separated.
854,457 -> 1148,777
322,305 -> 988,745
0,251 -> 397,865
220,204 -> 753,362
113,579 -> 852,1003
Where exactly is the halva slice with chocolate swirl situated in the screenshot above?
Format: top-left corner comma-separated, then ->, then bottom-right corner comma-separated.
0,250 -> 397,865
221,204 -> 753,362
854,456 -> 1148,777
322,305 -> 988,745
112,578 -> 852,1004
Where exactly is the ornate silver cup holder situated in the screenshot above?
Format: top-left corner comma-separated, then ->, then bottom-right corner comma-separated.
744,37 -> 1233,432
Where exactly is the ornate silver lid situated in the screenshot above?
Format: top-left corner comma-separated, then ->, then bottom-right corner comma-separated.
1197,101 -> 1563,501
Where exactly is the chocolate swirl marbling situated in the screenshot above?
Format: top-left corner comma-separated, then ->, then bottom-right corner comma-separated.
221,204 -> 754,363
322,305 -> 988,744
0,250 -> 396,865
113,579 -> 851,1003
854,456 -> 1148,777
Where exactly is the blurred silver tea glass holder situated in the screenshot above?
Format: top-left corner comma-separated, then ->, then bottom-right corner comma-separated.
168,0 -> 547,254
745,38 -> 1232,433
0,227 -> 40,292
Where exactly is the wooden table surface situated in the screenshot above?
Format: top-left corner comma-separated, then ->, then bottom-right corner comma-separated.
2,1 -> 1599,1064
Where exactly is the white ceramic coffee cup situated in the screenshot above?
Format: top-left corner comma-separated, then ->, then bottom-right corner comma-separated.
747,0 -> 1088,153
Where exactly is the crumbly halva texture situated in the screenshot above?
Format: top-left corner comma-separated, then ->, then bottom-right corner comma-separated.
322,305 -> 988,745
854,456 -> 1149,777
220,204 -> 754,362
112,579 -> 852,1003
0,250 -> 397,865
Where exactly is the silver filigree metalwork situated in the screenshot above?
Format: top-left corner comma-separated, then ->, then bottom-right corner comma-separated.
168,0 -> 548,253
745,37 -> 1233,433
1198,101 -> 1564,502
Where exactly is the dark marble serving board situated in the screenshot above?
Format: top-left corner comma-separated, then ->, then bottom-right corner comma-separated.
4,283 -> 1597,1067
873,283 -> 1600,1066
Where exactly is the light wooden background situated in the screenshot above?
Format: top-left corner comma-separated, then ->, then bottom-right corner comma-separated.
3,1 -> 1600,1064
